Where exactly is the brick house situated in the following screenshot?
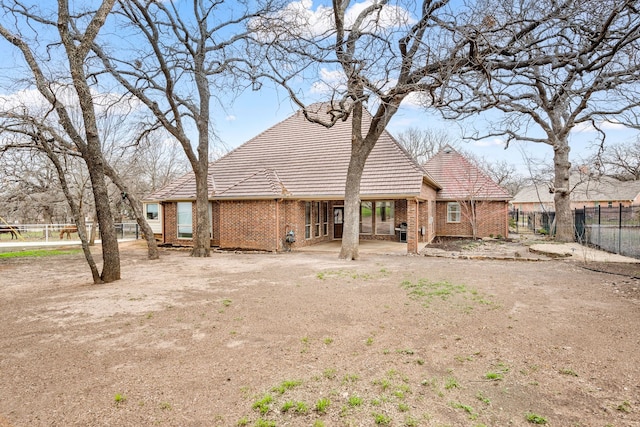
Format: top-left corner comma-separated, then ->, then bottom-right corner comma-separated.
144,107 -> 509,252
512,173 -> 640,212
423,146 -> 512,238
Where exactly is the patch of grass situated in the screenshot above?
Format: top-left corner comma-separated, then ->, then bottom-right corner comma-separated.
476,391 -> 491,404
444,376 -> 459,390
236,416 -> 249,426
254,419 -> 276,427
252,394 -> 273,415
366,337 -> 374,346
271,379 -> 302,395
322,368 -> 337,380
451,402 -> 477,420
348,395 -> 363,407
312,421 -> 325,427
485,372 -> 503,381
398,402 -> 410,412
374,378 -> 391,391
343,373 -> 359,383
280,400 -> 294,412
525,412 -> 548,424
559,368 -> 578,377
617,400 -> 632,412
294,401 -> 309,414
373,412 -> 392,425
114,393 -> 126,403
401,278 -> 496,310
323,337 -> 333,344
159,402 -> 172,410
0,248 -> 82,258
222,299 -> 232,307
315,397 -> 331,414
404,416 -> 419,427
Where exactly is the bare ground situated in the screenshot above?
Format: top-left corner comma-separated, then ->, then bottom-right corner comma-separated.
1,241 -> 639,427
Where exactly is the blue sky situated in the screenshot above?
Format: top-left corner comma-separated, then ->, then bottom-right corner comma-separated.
214,81 -> 640,176
1,0 -> 638,178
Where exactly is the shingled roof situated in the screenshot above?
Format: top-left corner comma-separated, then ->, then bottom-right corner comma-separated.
423,146 -> 511,201
512,174 -> 640,204
148,104 -> 440,201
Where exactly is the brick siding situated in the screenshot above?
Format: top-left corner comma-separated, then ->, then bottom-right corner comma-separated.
436,200 -> 509,238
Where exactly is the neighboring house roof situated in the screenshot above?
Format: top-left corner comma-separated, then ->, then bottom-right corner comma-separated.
512,174 -> 640,205
147,104 -> 440,201
423,146 -> 512,201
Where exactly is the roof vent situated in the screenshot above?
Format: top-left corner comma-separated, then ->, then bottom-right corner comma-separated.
443,145 -> 453,154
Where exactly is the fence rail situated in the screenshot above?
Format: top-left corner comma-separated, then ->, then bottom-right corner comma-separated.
0,222 -> 140,243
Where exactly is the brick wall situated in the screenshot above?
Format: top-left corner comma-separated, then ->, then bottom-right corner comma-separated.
219,200 -> 278,251
436,200 -> 509,238
161,201 -> 220,247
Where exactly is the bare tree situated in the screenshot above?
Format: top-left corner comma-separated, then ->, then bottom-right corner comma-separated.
438,0 -> 640,242
93,0 -> 278,257
596,138 -> 640,181
396,128 -> 457,164
472,157 -> 526,197
0,0 -> 124,282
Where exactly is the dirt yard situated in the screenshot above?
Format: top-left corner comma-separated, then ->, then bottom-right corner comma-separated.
1,241 -> 639,427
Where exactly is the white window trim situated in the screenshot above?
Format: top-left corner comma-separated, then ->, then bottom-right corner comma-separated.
177,202 -> 193,239
447,202 -> 461,223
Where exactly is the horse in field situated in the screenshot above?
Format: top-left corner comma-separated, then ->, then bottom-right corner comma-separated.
59,225 -> 78,240
0,225 -> 21,240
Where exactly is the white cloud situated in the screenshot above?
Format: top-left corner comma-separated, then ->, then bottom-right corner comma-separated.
309,68 -> 347,95
225,115 -> 237,121
471,138 -> 505,148
572,120 -> 628,133
254,0 -> 414,41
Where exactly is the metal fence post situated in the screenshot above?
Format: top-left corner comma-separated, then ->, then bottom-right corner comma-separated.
618,203 -> 622,254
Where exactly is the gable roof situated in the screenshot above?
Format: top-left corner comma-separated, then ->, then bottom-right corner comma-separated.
148,104 -> 440,201
423,146 -> 511,201
512,174 -> 640,204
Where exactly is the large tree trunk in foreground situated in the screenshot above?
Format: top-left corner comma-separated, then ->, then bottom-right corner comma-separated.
339,152 -> 367,260
191,156 -> 211,257
553,141 -> 574,243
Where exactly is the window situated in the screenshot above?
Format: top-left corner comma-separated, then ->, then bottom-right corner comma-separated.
315,202 -> 321,237
447,202 -> 461,223
360,201 -> 372,234
146,203 -> 159,220
177,202 -> 193,238
305,202 -> 311,239
322,202 -> 329,236
375,201 -> 395,235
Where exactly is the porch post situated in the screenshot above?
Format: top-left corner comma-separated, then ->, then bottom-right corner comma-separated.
407,199 -> 418,254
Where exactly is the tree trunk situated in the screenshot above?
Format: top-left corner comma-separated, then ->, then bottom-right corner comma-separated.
191,150 -> 211,257
339,153 -> 367,260
85,141 -> 121,282
553,141 -> 574,243
190,44 -> 211,258
103,163 -> 159,260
